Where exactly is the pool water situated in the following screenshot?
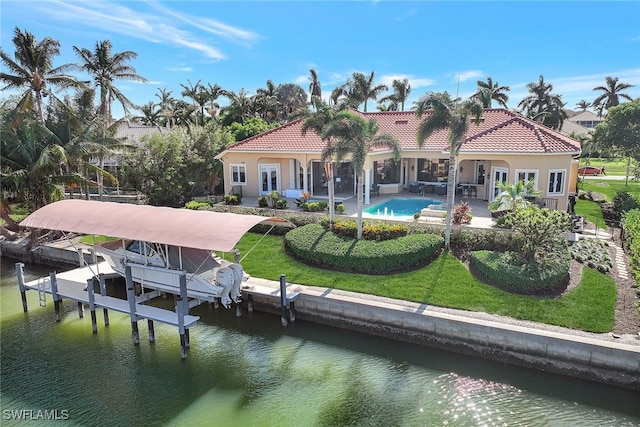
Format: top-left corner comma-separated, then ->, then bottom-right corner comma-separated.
364,198 -> 443,218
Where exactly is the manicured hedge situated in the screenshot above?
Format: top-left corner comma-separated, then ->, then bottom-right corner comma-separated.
470,249 -> 571,294
622,208 -> 640,281
284,223 -> 443,274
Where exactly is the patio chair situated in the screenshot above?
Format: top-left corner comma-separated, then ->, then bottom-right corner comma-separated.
370,184 -> 380,197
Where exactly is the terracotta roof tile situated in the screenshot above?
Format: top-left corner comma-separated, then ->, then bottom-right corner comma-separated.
221,108 -> 581,156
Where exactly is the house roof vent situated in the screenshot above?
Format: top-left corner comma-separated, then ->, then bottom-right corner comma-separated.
395,120 -> 408,125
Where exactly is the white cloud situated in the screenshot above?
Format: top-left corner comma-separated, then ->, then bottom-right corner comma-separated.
38,0 -> 258,60
379,74 -> 434,89
455,70 -> 483,83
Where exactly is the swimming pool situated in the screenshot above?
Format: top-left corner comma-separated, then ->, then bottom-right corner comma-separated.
364,198 -> 444,219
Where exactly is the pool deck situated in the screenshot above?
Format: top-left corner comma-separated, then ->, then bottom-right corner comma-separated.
247,190 -> 497,229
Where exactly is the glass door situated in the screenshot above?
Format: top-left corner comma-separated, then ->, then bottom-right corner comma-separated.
490,167 -> 508,200
260,164 -> 280,195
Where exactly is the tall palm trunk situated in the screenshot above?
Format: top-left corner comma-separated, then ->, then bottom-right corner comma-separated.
324,162 -> 335,228
356,171 -> 364,240
444,153 -> 457,248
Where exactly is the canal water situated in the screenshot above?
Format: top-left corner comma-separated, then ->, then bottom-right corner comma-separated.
1,257 -> 639,426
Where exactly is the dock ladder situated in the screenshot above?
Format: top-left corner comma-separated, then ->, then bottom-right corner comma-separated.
37,278 -> 49,307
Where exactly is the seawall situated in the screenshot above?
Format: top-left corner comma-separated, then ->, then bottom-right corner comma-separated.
2,239 -> 639,390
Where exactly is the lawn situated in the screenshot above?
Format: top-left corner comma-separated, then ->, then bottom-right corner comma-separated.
574,178 -> 640,229
226,232 -> 617,333
578,157 -> 633,177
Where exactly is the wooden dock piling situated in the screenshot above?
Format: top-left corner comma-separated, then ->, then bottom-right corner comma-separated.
16,263 -> 28,312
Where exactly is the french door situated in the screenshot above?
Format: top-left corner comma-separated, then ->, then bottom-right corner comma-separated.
490,167 -> 508,200
260,164 -> 280,195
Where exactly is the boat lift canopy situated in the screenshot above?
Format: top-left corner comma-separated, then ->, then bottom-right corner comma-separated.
20,200 -> 293,252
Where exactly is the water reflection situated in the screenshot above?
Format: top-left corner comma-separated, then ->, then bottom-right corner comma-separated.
1,259 -> 639,426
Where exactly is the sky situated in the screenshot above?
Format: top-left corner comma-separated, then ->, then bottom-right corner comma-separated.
2,0 -> 640,119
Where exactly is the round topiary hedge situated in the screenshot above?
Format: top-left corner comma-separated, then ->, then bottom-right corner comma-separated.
284,223 -> 443,274
469,249 -> 571,295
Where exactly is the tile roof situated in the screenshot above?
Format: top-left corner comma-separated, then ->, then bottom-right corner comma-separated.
222,108 -> 581,156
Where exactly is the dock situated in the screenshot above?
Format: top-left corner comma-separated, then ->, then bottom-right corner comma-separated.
16,261 -> 200,359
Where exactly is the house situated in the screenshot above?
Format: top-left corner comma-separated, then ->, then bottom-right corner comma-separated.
566,110 -> 603,130
216,109 -> 582,211
94,120 -> 169,168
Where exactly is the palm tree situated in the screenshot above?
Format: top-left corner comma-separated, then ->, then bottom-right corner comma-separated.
155,88 -> 176,128
275,83 -> 308,122
592,76 -> 634,117
575,100 -> 591,112
379,78 -> 411,111
518,75 -> 567,130
321,110 -> 401,240
73,40 -> 147,119
180,79 -> 209,126
255,80 -> 279,122
308,69 -> 322,102
415,92 -> 483,248
488,180 -> 540,213
471,77 -> 509,108
345,71 -> 388,112
221,89 -> 255,124
206,83 -> 225,118
136,101 -> 162,126
0,27 -> 83,124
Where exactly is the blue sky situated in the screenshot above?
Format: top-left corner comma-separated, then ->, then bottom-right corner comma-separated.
3,0 -> 640,119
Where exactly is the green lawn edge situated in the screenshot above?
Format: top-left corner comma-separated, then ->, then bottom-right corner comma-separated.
227,233 -> 616,333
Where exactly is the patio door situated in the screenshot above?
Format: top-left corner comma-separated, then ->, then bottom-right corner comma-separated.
260,164 -> 280,195
490,167 -> 508,200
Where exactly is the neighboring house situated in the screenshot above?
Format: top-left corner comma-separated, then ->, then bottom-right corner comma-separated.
566,110 -> 603,130
95,120 -> 169,167
216,109 -> 582,211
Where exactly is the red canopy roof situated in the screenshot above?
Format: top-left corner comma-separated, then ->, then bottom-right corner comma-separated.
20,200 -> 290,252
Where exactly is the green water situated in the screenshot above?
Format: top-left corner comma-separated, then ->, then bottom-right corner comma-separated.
1,258 -> 639,426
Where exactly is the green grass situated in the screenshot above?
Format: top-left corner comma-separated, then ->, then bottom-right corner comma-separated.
78,235 -> 119,245
579,157 -> 630,176
574,178 -> 640,229
227,232 -> 617,332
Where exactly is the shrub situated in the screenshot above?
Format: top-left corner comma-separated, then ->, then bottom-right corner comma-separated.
452,201 -> 472,224
300,201 -> 327,212
267,190 -> 280,208
336,203 -> 345,214
325,218 -> 409,241
495,207 -> 571,262
622,208 -> 640,281
613,191 -> 640,218
568,239 -> 612,273
185,200 -> 214,210
284,223 -> 443,274
275,199 -> 287,209
450,228 -> 524,252
258,196 -> 268,208
470,248 -> 571,294
224,194 -> 242,205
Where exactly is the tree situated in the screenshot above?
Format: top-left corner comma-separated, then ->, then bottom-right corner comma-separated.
321,110 -> 400,240
227,117 -> 278,141
592,98 -> 640,185
308,69 -> 322,102
120,124 -> 233,206
221,88 -> 255,125
379,78 -> 411,111
592,76 -> 634,117
415,92 -> 483,248
346,71 -> 388,112
301,99 -> 344,226
155,87 -> 177,128
73,40 -> 147,119
1,114 -> 69,210
0,27 -> 83,124
180,79 -> 209,126
576,100 -> 591,111
518,75 -> 567,130
488,180 -> 541,213
471,77 -> 509,108
275,83 -> 308,122
135,101 -> 162,126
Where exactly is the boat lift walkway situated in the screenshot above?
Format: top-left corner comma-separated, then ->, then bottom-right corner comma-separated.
16,261 -> 200,359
